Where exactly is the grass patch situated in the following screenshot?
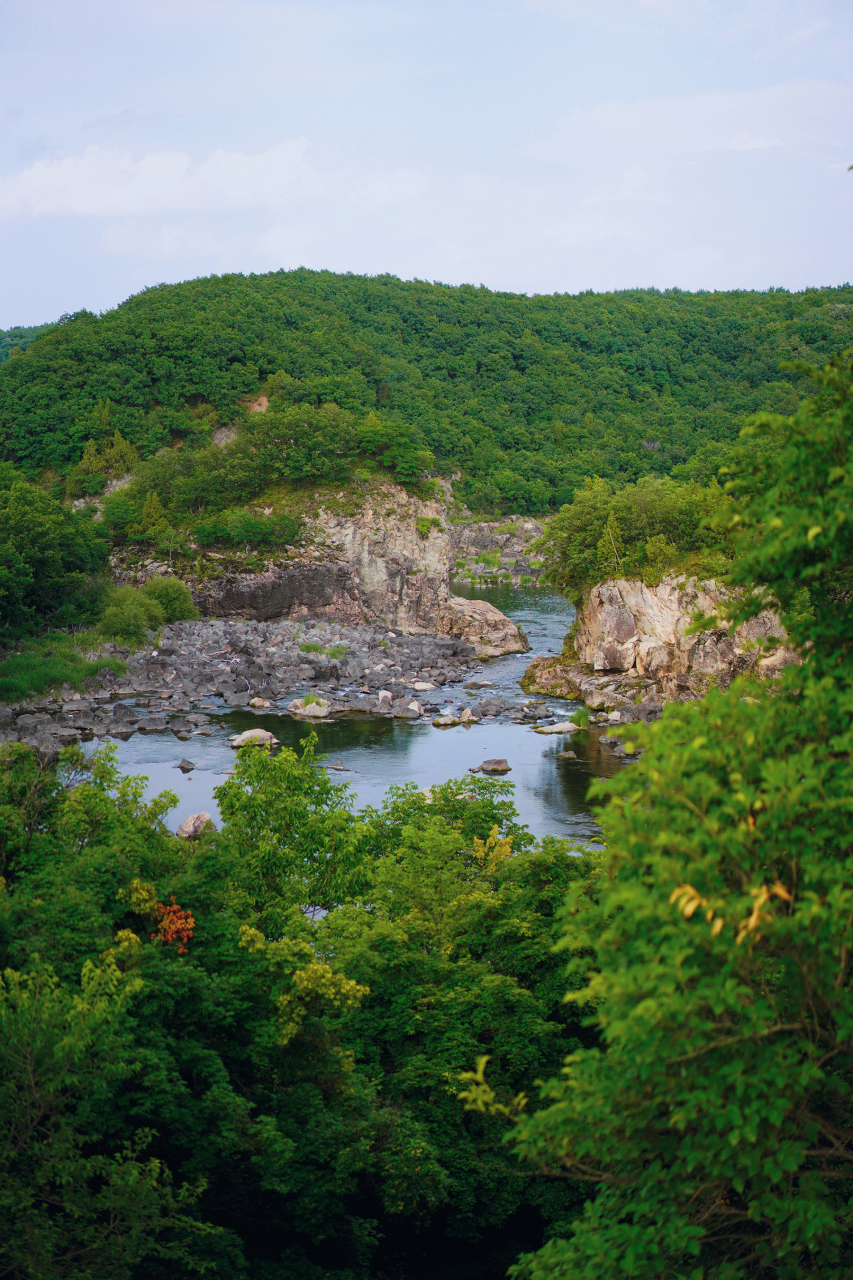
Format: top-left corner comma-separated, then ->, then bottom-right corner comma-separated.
570,706 -> 591,727
299,642 -> 349,659
0,632 -> 126,703
415,516 -> 442,539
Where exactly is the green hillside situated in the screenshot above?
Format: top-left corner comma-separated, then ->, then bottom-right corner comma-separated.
0,321 -> 57,365
1,270 -> 852,514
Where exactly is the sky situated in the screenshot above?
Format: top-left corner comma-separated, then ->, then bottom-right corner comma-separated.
0,0 -> 851,326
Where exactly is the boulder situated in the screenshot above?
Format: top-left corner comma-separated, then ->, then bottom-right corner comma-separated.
176,811 -> 216,839
434,596 -> 530,658
480,759 -> 511,774
287,697 -> 331,719
230,728 -> 279,748
533,721 -> 581,735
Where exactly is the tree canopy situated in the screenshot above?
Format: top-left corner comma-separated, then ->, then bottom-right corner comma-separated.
464,352 -> 853,1279
1,272 -> 851,515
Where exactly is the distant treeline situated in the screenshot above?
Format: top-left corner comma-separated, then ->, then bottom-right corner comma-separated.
0,322 -> 56,365
0,271 -> 852,514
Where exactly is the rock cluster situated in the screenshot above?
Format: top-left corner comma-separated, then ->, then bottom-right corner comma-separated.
0,617 -> 558,759
523,575 -> 799,710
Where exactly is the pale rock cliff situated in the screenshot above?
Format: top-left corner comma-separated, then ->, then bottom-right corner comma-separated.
114,480 -> 528,657
306,484 -> 529,656
523,575 -> 797,709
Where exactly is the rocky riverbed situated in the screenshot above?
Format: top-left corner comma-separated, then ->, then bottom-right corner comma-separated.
1,611 -> 638,764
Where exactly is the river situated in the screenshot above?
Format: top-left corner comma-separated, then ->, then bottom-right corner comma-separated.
98,584 -> 623,844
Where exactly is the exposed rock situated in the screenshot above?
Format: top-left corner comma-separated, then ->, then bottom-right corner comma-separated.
177,758 -> 196,773
534,721 -> 582,735
110,479 -> 526,656
449,518 -> 545,586
480,759 -> 511,774
577,577 -> 793,679
193,562 -> 365,624
288,697 -> 331,719
230,728 -> 278,748
435,596 -> 529,659
176,811 -> 215,839
523,575 -> 798,708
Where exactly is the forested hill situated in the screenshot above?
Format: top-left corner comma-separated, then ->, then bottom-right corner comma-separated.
0,322 -> 56,365
1,270 -> 851,514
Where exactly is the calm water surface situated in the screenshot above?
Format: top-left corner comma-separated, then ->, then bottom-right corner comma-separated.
102,586 -> 623,843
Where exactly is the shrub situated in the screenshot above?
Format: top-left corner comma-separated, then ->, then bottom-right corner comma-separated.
99,586 -> 165,643
140,576 -> 198,623
415,516 -> 442,539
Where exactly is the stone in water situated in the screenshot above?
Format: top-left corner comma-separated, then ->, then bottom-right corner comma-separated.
176,811 -> 215,840
230,728 -> 278,749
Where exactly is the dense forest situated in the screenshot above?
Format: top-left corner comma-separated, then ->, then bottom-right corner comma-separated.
0,271 -> 851,514
3,353 -> 852,1280
0,322 -> 56,365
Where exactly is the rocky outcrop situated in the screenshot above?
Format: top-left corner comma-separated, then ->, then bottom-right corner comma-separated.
112,480 -> 529,656
450,518 -> 545,586
523,575 -> 798,708
192,561 -> 365,624
576,577 -> 791,679
435,596 -> 529,658
303,483 -> 529,656
307,485 -> 450,634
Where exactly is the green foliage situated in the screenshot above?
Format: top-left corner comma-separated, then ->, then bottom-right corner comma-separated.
415,515 -> 443,538
0,730 -> 591,1278
468,353 -> 853,1280
0,466 -> 108,631
0,958 -> 204,1279
1,273 -> 849,513
139,576 -> 198,624
0,321 -> 55,365
538,474 -> 729,602
65,426 -> 139,499
0,633 -> 124,703
595,510 -> 624,576
99,586 -> 165,644
716,349 -> 853,670
191,506 -> 301,551
299,641 -> 348,659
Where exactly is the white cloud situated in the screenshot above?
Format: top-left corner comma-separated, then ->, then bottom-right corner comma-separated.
0,141 -> 317,218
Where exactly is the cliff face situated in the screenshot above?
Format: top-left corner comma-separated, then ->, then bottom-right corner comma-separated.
523,575 -> 797,709
113,481 -> 529,657
191,560 -> 364,624
576,577 -> 791,679
306,484 -> 529,656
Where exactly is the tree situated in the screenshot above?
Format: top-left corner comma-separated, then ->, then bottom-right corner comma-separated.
595,510 -> 624,576
466,353 -> 853,1279
0,959 -> 202,1280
